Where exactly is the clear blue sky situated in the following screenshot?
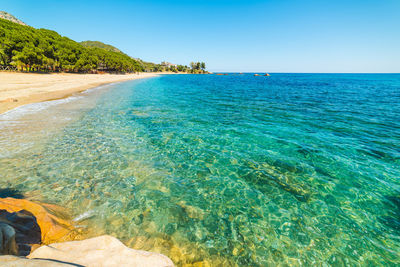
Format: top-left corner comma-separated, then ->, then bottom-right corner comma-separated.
2,0 -> 400,72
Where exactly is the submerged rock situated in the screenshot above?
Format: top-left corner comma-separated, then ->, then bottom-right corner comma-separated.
28,235 -> 174,267
178,201 -> 205,220
242,160 -> 312,202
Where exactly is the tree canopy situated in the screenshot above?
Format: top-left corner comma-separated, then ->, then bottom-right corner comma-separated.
0,17 -> 207,74
80,41 -> 122,53
189,61 -> 207,73
0,18 -> 143,73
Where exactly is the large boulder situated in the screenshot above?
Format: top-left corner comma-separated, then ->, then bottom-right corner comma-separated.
0,223 -> 18,255
28,235 -> 174,267
0,198 -> 79,244
0,209 -> 41,255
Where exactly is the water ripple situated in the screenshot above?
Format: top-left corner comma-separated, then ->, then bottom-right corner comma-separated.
1,74 -> 400,266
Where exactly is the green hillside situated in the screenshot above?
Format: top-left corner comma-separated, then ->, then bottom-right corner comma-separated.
0,12 -> 207,74
0,17 -> 143,73
80,40 -> 122,53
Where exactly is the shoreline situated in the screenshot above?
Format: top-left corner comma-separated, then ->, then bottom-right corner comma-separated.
0,72 -> 161,114
0,72 -> 179,265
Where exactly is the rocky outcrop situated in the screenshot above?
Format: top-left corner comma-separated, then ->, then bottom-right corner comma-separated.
0,11 -> 27,25
28,235 -> 174,267
0,198 -> 174,266
0,210 -> 41,256
0,198 -> 79,245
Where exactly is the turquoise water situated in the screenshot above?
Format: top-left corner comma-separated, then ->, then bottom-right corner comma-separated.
1,74 -> 400,266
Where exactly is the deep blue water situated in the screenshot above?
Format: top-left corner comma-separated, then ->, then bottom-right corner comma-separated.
1,73 -> 400,266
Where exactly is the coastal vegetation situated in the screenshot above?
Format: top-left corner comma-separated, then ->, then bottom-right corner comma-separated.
0,15 -> 207,74
189,61 -> 207,74
157,61 -> 207,73
0,18 -> 143,73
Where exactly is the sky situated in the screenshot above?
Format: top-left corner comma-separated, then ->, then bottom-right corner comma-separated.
2,0 -> 400,73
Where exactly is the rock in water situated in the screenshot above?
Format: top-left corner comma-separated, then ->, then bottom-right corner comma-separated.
0,198 -> 79,244
0,223 -> 18,255
28,235 -> 174,267
0,209 -> 41,256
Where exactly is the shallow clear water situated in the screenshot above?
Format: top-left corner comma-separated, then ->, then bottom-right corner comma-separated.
1,74 -> 400,266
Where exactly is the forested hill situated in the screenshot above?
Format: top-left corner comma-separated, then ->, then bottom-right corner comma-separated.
0,17 -> 148,73
80,41 -> 122,53
0,12 -> 208,74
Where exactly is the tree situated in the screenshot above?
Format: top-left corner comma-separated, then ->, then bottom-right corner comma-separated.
177,64 -> 188,72
188,61 -> 207,73
200,62 -> 206,71
0,48 -> 7,65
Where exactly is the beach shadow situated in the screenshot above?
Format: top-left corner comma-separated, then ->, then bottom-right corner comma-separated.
0,188 -> 25,199
34,258 -> 85,267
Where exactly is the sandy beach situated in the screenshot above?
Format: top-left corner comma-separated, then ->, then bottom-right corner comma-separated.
0,72 -> 158,114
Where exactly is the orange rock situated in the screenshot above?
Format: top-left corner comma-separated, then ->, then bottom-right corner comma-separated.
0,198 -> 79,244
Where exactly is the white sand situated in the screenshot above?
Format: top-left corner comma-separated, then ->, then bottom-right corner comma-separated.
0,72 -> 158,114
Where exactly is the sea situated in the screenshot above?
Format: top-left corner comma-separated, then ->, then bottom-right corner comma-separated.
0,73 -> 399,266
